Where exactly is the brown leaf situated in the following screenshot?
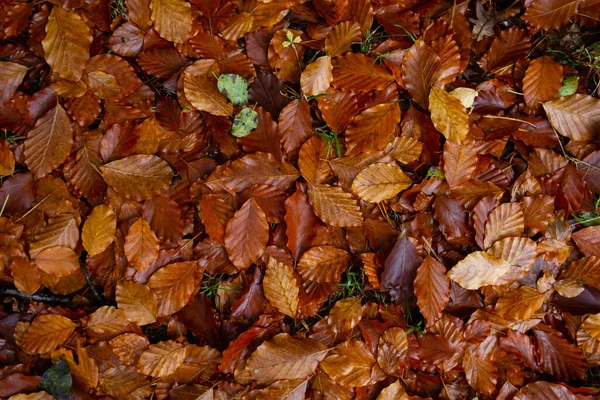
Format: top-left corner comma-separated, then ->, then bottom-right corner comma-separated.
543,94 -> 600,141
238,333 -> 327,385
11,257 -> 42,296
483,203 -> 524,249
415,256 -> 451,327
284,189 -> 320,262
523,56 -> 563,108
199,194 -> 235,245
325,22 -> 362,58
42,6 -> 92,81
533,325 -> 587,381
279,99 -> 312,154
463,335 -> 498,396
351,163 -> 412,203
263,257 -> 299,318
321,340 -> 376,387
401,40 -> 441,108
21,314 -> 76,354
297,246 -> 349,283
514,381 -> 577,400
332,53 -> 395,92
345,102 -> 400,155
224,199 -> 269,270
443,139 -> 478,189
377,380 -> 409,400
148,261 -> 202,316
381,237 -> 422,301
82,204 -> 116,256
124,218 -> 159,271
183,66 -> 232,117
494,286 -> 545,322
572,225 -> 600,257
301,56 -> 333,97
0,61 -> 28,106
376,327 -> 408,376
100,155 -> 174,200
24,105 -> 73,178
522,0 -> 582,30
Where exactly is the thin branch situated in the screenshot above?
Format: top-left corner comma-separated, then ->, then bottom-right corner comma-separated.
0,288 -> 72,305
79,258 -> 104,304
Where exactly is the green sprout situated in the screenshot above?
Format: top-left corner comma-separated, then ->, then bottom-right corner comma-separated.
282,31 -> 302,48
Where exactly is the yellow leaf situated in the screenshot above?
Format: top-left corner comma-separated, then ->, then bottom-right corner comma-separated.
263,257 -> 299,318
351,162 -> 412,203
428,87 -> 469,142
447,251 -> 518,290
82,204 -> 116,256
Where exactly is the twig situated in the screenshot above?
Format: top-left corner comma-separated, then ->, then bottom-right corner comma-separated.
79,257 -> 104,304
482,115 -> 537,127
0,288 -> 72,305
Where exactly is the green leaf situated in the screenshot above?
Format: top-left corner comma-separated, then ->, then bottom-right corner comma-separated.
573,211 -> 600,227
426,166 -> 445,179
557,76 -> 579,97
38,359 -> 72,400
232,108 -> 259,137
217,74 -> 249,106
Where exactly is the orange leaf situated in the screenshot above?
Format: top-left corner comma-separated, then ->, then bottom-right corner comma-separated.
224,199 -> 269,270
325,22 -> 362,58
414,256 -> 450,327
297,246 -> 349,283
332,53 -> 395,92
321,340 -> 376,387
100,155 -> 173,200
300,55 -> 333,97
24,105 -> 74,178
279,99 -> 313,154
443,139 -> 478,189
345,102 -> 400,155
351,162 -> 412,203
522,56 -> 563,108
116,281 -> 158,326
307,183 -> 363,227
82,204 -> 116,256
124,218 -> 159,271
137,340 -> 187,377
238,333 -> 327,385
21,314 -> 76,354
41,6 -> 92,81
148,261 -> 202,316
377,327 -> 409,376
543,94 -> 600,141
522,0 -> 582,30
149,0 -> 192,43
34,246 -> 79,278
11,257 -> 42,296
199,194 -> 235,245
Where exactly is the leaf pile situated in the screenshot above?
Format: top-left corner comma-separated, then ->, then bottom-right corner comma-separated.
2,0 -> 600,399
